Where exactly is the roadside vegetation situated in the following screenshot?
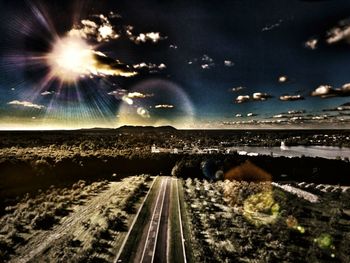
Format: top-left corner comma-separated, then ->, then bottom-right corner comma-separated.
182,178 -> 350,263
0,175 -> 152,262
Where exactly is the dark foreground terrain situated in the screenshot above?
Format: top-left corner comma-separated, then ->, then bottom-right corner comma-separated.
0,128 -> 350,262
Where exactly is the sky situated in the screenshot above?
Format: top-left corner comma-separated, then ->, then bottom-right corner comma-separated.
1,0 -> 350,129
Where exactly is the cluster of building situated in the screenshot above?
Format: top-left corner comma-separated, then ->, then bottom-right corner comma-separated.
151,144 -> 260,156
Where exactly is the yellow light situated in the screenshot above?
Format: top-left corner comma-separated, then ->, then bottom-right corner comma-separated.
47,36 -> 95,82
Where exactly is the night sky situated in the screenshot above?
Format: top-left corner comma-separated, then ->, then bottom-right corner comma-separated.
1,0 -> 350,129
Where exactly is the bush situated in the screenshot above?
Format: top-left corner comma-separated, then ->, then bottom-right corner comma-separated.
107,212 -> 127,231
31,211 -> 56,230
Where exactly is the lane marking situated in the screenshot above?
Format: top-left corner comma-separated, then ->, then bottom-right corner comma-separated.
151,177 -> 168,263
140,177 -> 166,263
114,176 -> 158,263
176,179 -> 187,263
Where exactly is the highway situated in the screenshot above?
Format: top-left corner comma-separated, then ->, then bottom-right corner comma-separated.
116,176 -> 186,263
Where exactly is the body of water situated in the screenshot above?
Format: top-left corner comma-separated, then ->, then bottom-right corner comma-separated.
230,145 -> 350,159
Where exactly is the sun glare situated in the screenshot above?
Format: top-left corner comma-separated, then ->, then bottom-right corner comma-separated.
47,36 -> 95,82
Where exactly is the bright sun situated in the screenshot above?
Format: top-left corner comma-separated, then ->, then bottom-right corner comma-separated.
47,36 -> 95,82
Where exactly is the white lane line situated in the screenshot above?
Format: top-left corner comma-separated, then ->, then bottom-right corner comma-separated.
114,176 -> 158,263
140,177 -> 166,263
166,179 -> 173,263
176,179 -> 187,263
151,177 -> 168,263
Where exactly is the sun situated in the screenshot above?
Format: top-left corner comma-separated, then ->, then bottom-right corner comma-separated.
46,36 -> 95,82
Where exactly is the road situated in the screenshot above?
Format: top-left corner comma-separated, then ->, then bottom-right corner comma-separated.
116,176 -> 186,263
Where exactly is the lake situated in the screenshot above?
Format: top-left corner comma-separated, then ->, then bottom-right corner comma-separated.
230,145 -> 350,159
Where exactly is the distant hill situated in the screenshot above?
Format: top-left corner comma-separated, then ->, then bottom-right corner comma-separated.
116,125 -> 177,132
340,102 -> 350,107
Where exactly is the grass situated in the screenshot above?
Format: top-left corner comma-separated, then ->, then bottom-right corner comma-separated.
177,179 -> 196,263
118,176 -> 161,262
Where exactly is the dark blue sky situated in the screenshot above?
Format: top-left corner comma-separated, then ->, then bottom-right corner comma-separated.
1,0 -> 350,129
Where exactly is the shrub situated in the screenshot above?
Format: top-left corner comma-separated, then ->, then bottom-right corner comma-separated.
31,211 -> 56,230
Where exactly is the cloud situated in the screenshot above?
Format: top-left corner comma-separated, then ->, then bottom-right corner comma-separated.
169,44 -> 178,49
323,102 -> 350,112
287,110 -> 306,114
129,31 -> 167,44
278,75 -> 288,83
305,38 -> 318,50
201,64 -> 212,69
326,18 -> 350,45
235,92 -> 272,103
127,92 -> 153,99
133,62 -> 166,71
92,52 -> 138,77
247,113 -> 257,117
279,94 -> 304,101
68,15 -> 120,43
231,87 -> 245,92
235,95 -> 250,103
108,89 -> 153,105
40,91 -> 55,96
311,84 -> 350,98
154,104 -> 174,109
235,113 -> 242,117
262,19 -> 283,32
137,107 -> 150,118
224,60 -> 234,67
107,88 -> 127,96
252,92 -> 272,101
122,96 -> 133,105
8,100 -> 45,110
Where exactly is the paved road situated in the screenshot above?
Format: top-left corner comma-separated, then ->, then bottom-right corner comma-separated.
117,176 -> 186,263
139,177 -> 170,263
153,178 -> 171,263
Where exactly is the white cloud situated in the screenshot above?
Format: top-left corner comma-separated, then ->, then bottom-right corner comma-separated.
40,91 -> 55,96
154,104 -> 174,109
231,86 -> 245,92
68,15 -> 119,43
305,38 -> 318,50
262,19 -> 283,32
235,92 -> 272,103
326,20 -> 350,44
278,75 -> 288,83
8,100 -> 45,110
247,113 -> 257,117
122,96 -> 133,105
235,95 -> 250,103
252,92 -> 272,101
127,92 -> 153,99
137,107 -> 150,118
130,32 -> 167,44
133,62 -> 166,70
311,83 -> 350,98
224,60 -> 234,67
279,94 -> 304,101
